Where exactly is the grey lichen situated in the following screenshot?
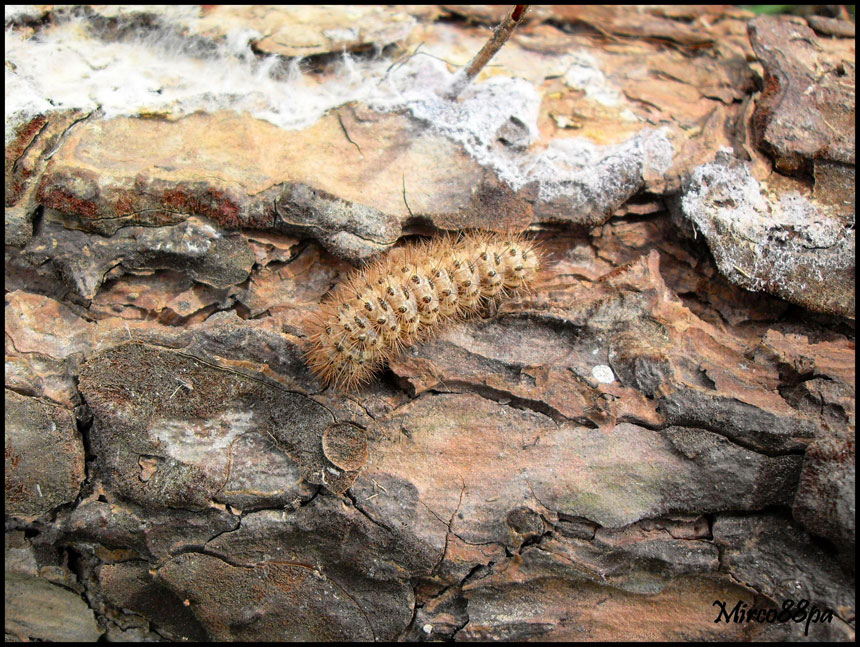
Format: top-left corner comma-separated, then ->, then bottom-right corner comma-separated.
681,152 -> 854,317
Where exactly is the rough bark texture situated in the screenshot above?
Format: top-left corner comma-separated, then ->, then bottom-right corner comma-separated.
5,5 -> 855,642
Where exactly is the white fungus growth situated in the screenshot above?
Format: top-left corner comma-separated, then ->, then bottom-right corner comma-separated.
6,8 -> 673,203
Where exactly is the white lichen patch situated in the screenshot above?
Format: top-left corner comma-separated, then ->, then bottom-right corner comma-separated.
592,364 -> 615,384
563,51 -> 625,108
528,128 -> 674,203
149,409 -> 255,466
373,55 -> 673,201
681,153 -> 854,314
372,57 -> 541,186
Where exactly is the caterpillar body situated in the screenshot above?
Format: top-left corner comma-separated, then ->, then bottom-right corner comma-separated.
304,231 -> 541,391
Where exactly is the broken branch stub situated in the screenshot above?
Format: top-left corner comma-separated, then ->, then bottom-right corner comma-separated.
444,5 -> 530,100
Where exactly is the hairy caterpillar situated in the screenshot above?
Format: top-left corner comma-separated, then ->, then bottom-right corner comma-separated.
304,231 -> 541,391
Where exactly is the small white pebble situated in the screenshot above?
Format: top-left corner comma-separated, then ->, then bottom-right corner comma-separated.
422,624 -> 433,634
592,364 -> 615,384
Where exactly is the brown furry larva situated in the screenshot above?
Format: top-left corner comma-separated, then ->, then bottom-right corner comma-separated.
304,231 -> 541,391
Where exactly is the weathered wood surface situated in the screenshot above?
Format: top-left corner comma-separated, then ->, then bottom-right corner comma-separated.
5,5 -> 854,641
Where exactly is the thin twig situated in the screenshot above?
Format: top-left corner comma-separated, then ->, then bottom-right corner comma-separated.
444,5 -> 530,100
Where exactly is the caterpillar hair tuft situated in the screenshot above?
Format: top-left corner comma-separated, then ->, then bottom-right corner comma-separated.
303,231 -> 542,391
